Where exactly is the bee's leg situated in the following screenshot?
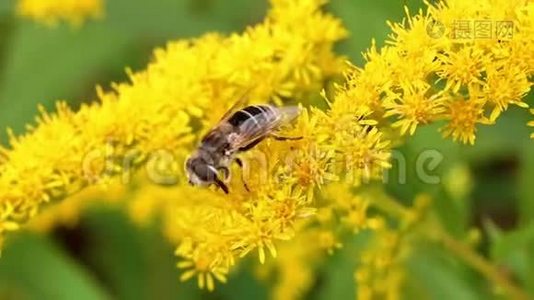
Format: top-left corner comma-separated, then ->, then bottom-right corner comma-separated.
270,133 -> 302,141
218,166 -> 230,181
235,158 -> 250,192
238,137 -> 264,152
214,177 -> 229,194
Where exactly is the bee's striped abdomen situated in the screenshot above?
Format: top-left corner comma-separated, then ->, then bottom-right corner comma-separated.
227,105 -> 276,128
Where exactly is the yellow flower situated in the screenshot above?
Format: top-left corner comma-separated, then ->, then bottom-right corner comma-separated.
323,182 -> 372,233
529,109 -> 534,139
176,245 -> 230,292
260,228 -> 325,300
17,0 -> 103,26
0,203 -> 20,241
436,47 -> 487,93
343,0 -> 534,144
512,3 -> 534,75
386,8 -> 447,83
387,7 -> 449,56
483,63 -> 531,121
272,108 -> 339,193
384,81 -> 447,135
321,85 -> 392,185
440,87 -> 492,145
355,224 -> 406,300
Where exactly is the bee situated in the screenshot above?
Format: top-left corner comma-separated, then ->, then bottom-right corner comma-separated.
185,98 -> 300,194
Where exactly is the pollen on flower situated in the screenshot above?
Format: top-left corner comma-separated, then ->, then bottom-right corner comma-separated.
17,0 -> 103,26
320,88 -> 393,185
339,126 -> 392,184
0,204 -> 20,234
290,149 -> 337,189
342,0 -> 534,144
323,182 -> 372,233
268,187 -> 316,232
483,64 -> 531,121
387,7 -> 448,57
177,253 -> 229,291
230,210 -> 289,264
437,47 -> 487,93
441,93 -> 491,145
384,82 -> 447,135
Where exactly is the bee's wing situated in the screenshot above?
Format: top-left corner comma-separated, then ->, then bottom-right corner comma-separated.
218,88 -> 252,123
231,106 -> 300,150
199,89 -> 252,144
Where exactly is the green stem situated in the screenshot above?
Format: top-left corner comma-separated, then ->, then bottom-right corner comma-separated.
437,231 -> 530,300
364,185 -> 407,218
368,189 -> 531,300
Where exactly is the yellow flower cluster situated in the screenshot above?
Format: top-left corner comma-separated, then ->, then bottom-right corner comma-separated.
345,0 -> 533,144
355,195 -> 430,300
3,0 -> 534,297
257,227 -> 326,300
355,225 -> 406,300
162,58 -> 394,289
250,182 -> 384,299
17,0 -> 103,26
3,0 -> 385,291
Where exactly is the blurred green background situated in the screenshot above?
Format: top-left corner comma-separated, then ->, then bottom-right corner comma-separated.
0,0 -> 533,299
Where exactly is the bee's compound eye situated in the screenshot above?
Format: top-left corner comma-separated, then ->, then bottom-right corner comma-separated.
187,161 -> 217,185
196,164 -> 217,181
185,158 -> 203,185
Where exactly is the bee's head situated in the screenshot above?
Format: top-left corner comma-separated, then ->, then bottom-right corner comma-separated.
185,152 -> 229,194
185,153 -> 217,186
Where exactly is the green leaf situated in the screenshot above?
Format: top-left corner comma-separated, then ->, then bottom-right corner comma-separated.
0,1 -> 12,13
316,252 -> 356,300
81,208 -> 202,300
215,259 -> 268,300
0,208 -> 204,300
519,135 -> 534,295
0,233 -> 110,300
316,233 -> 370,300
487,221 -> 534,291
405,243 -> 488,300
519,91 -> 534,223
